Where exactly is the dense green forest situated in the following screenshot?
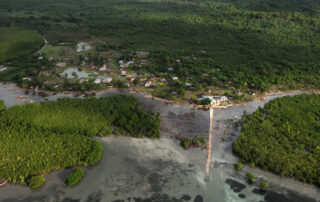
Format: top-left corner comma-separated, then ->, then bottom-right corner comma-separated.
0,27 -> 43,63
0,0 -> 319,92
233,94 -> 320,186
0,95 -> 160,186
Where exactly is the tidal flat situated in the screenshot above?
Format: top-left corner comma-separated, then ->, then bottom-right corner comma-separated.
0,83 -> 319,202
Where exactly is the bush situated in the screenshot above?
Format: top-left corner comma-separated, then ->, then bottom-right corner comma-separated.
249,162 -> 255,168
27,176 -> 45,189
192,136 -> 201,145
200,137 -> 206,144
234,162 -> 243,171
66,168 -> 85,186
200,98 -> 211,106
180,138 -> 191,149
260,181 -> 269,189
0,100 -> 4,111
247,173 -> 255,183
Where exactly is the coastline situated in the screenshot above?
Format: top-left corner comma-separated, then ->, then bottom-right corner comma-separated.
0,82 -> 319,201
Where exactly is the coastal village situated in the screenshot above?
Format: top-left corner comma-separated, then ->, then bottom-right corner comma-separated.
0,41 -> 241,107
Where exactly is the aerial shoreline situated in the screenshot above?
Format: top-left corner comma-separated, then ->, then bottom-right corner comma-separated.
0,82 -> 319,201
2,81 -> 320,109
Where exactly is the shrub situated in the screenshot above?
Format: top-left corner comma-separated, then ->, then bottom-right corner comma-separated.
247,173 -> 255,183
200,137 -> 206,145
234,162 -> 243,171
192,136 -> 201,145
200,98 -> 211,106
0,100 -> 4,111
260,181 -> 269,189
66,168 -> 85,186
249,162 -> 255,168
180,138 -> 191,149
27,176 -> 45,189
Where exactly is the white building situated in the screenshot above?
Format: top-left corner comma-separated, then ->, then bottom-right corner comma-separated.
94,78 -> 101,84
56,62 -> 67,67
102,77 -> 112,84
99,66 -> 107,72
198,95 -> 229,106
144,81 -> 152,87
0,67 -> 7,72
172,76 -> 178,81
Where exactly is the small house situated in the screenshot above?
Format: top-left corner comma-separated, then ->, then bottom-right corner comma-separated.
0,67 -> 8,72
172,76 -> 178,81
121,71 -> 127,76
102,77 -> 112,84
94,78 -> 101,84
218,96 -> 228,102
99,66 -> 107,72
56,62 -> 67,67
136,51 -> 149,56
144,81 -> 152,87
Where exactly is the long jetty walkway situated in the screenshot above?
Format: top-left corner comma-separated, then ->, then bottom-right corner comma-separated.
205,107 -> 213,182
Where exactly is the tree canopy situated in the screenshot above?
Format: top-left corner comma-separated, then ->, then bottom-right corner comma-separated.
233,94 -> 320,186
0,95 -> 160,187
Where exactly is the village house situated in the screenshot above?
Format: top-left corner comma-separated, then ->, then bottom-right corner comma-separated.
144,81 -> 153,87
186,83 -> 192,87
121,70 -> 127,76
79,78 -> 89,83
172,76 -> 178,81
168,67 -> 174,71
198,95 -> 229,106
56,62 -> 67,67
102,77 -> 112,84
99,66 -> 107,71
94,78 -> 101,84
136,51 -> 149,56
0,67 -> 8,72
22,77 -> 32,81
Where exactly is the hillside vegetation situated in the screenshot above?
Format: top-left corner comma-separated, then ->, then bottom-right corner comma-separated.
0,95 -> 160,186
0,0 -> 319,92
0,27 -> 43,63
233,94 -> 320,186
